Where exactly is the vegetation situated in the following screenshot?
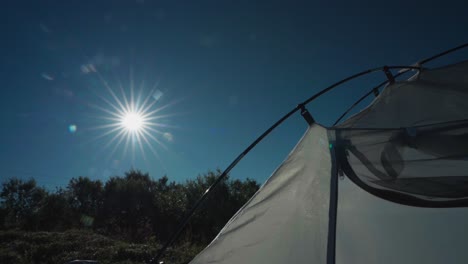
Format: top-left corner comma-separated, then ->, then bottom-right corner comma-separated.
0,169 -> 259,263
0,229 -> 203,264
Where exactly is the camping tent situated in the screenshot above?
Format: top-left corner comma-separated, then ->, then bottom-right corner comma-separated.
154,44 -> 468,264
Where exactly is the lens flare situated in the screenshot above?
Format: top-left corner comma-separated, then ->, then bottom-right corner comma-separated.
88,68 -> 179,164
69,124 -> 77,133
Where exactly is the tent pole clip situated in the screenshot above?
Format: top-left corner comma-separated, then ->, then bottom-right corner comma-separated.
372,88 -> 380,97
383,66 -> 395,85
298,104 -> 315,126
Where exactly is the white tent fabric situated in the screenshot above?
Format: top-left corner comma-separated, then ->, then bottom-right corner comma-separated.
337,177 -> 468,264
188,60 -> 468,264
339,61 -> 468,128
191,124 -> 332,264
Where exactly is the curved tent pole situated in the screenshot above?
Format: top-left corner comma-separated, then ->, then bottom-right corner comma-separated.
150,65 -> 422,263
333,43 -> 468,126
418,43 -> 468,65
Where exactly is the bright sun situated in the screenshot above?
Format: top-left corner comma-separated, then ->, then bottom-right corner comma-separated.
121,112 -> 144,132
90,70 -> 175,163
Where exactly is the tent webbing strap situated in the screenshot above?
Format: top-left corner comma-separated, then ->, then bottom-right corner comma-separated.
327,142 -> 339,264
300,105 -> 315,125
150,43 -> 468,263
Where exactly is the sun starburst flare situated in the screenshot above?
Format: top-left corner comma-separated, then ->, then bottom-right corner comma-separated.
87,68 -> 179,165
121,111 -> 144,132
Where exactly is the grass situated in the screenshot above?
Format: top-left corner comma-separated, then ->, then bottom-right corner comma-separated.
0,230 -> 204,264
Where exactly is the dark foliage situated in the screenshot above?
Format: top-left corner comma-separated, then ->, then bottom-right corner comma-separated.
0,169 -> 259,249
0,229 -> 204,264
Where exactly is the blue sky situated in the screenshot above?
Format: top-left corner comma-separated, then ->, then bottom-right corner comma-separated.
1,0 -> 468,188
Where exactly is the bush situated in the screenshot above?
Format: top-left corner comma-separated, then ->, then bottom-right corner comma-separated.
0,229 -> 206,264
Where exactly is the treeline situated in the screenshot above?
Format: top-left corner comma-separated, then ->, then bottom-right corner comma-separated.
0,169 -> 259,245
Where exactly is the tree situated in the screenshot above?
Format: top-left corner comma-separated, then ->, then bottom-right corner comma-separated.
0,178 -> 47,230
37,189 -> 74,231
67,176 -> 103,228
0,169 -> 260,246
229,178 -> 259,209
99,170 -> 156,241
183,170 -> 259,243
151,176 -> 187,241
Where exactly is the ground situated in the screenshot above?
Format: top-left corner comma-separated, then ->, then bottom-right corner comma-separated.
0,230 -> 203,264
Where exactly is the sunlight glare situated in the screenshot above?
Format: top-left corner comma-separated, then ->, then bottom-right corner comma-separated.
121,112 -> 144,132
88,68 -> 179,165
